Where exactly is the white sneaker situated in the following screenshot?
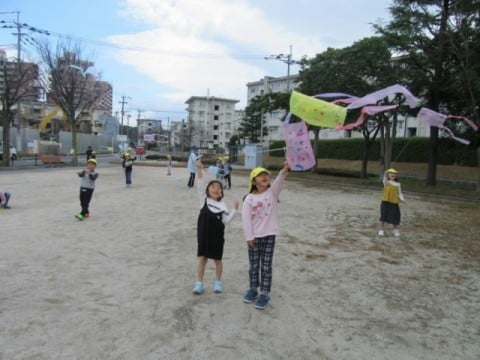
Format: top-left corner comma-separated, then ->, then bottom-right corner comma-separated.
378,230 -> 385,236
393,229 -> 400,237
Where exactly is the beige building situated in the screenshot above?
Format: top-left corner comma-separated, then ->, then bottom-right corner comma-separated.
185,96 -> 241,150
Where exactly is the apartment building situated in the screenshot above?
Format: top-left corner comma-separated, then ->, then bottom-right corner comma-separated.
185,96 -> 241,150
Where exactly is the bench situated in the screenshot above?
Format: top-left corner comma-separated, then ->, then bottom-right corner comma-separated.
40,154 -> 65,166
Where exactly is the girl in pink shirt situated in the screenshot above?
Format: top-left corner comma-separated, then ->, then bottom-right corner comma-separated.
241,161 -> 290,309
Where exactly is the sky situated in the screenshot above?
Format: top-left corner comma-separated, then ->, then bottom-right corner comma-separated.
1,0 -> 392,124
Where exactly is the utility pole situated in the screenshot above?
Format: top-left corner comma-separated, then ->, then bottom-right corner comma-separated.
119,95 -> 131,136
264,45 -> 301,92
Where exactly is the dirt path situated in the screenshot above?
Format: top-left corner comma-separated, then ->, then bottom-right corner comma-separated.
0,164 -> 478,359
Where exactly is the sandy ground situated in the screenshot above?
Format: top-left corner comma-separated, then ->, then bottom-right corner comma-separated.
0,161 -> 479,360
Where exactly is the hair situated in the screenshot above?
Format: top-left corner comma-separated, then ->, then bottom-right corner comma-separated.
206,180 -> 224,200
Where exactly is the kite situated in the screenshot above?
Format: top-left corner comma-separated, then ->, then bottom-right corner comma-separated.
336,105 -> 398,131
284,114 -> 316,171
417,107 -> 471,145
289,91 -> 347,128
347,84 -> 420,110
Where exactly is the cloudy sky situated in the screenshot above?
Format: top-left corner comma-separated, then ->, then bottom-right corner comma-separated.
1,0 -> 392,122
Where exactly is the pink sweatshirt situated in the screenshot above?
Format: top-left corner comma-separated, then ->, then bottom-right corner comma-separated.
242,172 -> 286,241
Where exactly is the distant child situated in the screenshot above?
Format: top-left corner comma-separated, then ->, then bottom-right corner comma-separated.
378,168 -> 406,237
192,159 -> 239,295
215,158 -> 225,180
166,154 -> 172,175
222,157 -> 232,189
122,151 -> 137,187
76,158 -> 99,220
242,161 -> 290,310
187,146 -> 200,188
0,186 -> 12,209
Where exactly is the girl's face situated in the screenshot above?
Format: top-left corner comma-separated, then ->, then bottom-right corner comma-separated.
387,172 -> 397,180
253,172 -> 270,191
87,163 -> 96,172
207,181 -> 223,200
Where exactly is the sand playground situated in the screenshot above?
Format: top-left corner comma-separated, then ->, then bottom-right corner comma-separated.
0,160 -> 479,360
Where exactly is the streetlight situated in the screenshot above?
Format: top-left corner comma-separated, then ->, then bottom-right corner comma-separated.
264,45 -> 301,92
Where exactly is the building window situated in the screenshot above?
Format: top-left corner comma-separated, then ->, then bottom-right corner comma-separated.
214,105 -> 219,111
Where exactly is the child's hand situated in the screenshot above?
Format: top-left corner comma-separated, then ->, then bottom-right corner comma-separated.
281,160 -> 290,174
233,199 -> 239,210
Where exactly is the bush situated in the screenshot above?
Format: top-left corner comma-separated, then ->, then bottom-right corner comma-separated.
269,137 -> 477,166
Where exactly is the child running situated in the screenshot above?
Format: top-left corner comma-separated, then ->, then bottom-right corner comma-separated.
75,158 -> 99,220
193,159 -> 239,295
242,161 -> 290,310
378,168 -> 406,237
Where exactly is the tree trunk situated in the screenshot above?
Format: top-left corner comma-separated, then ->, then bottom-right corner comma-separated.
1,111 -> 12,167
71,118 -> 78,166
360,139 -> 371,178
477,145 -> 480,192
426,126 -> 439,187
311,127 -> 320,173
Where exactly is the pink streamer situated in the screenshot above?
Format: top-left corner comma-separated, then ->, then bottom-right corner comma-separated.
417,107 -> 471,145
336,105 -> 398,130
347,84 -> 420,110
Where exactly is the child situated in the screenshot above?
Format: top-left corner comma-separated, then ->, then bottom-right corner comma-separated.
166,154 -> 172,175
187,146 -> 200,188
122,151 -> 137,187
378,168 -> 406,237
76,158 -> 99,220
222,157 -> 232,190
215,158 -> 225,181
192,159 -> 239,295
242,161 -> 290,310
0,186 -> 12,209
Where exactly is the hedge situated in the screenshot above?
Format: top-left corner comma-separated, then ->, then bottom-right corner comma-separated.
269,137 -> 478,166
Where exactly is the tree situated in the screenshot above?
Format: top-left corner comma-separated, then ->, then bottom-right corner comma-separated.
0,57 -> 39,166
239,93 -> 289,144
374,0 -> 480,186
297,37 -> 397,173
36,39 -> 101,165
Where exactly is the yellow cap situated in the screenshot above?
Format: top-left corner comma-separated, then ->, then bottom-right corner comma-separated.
249,167 -> 270,192
386,168 -> 397,174
87,158 -> 97,164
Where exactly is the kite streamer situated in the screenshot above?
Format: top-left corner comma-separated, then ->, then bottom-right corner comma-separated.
347,84 -> 420,110
289,91 -> 347,128
336,105 -> 398,130
417,107 -> 470,145
284,114 -> 316,171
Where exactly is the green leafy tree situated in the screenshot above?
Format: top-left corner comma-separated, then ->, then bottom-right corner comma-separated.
374,0 -> 480,187
297,37 -> 397,174
239,92 -> 289,144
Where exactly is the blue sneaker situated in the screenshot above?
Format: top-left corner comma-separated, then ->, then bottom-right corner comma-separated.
192,281 -> 204,295
254,294 -> 271,309
213,280 -> 224,293
243,288 -> 258,303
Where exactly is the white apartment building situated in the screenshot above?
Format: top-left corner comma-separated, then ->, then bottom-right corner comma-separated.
185,96 -> 242,150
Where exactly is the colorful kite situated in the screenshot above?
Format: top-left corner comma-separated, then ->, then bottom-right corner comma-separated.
347,84 -> 420,110
289,91 -> 347,128
283,114 -> 316,171
417,107 -> 474,145
336,105 -> 398,130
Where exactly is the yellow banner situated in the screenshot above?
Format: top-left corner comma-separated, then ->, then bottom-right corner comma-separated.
289,91 -> 347,128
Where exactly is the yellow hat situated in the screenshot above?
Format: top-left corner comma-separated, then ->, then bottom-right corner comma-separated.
249,167 -> 270,192
386,168 -> 397,174
87,158 -> 97,164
